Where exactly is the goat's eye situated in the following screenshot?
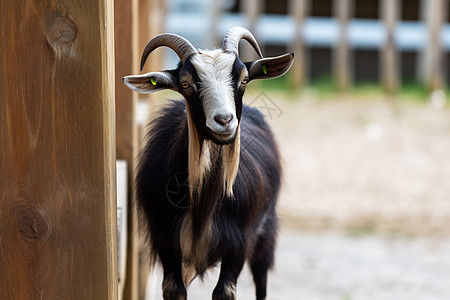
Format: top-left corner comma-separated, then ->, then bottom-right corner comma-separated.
241,78 -> 249,85
181,82 -> 190,89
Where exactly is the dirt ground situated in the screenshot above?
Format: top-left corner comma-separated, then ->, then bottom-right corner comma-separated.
143,91 -> 450,299
248,90 -> 450,236
148,230 -> 450,300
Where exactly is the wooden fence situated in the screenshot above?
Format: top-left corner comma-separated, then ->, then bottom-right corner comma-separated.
114,0 -> 164,299
165,0 -> 450,92
0,0 -> 117,299
0,0 -> 164,299
246,0 -> 449,91
277,0 -> 448,91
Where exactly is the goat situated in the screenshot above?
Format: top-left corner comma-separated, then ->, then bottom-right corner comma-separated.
123,27 -> 294,300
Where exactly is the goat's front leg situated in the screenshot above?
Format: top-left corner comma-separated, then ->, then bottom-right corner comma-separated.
161,255 -> 187,300
212,247 -> 246,300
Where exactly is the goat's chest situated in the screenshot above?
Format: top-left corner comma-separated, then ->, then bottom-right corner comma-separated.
179,210 -> 237,273
180,212 -> 213,263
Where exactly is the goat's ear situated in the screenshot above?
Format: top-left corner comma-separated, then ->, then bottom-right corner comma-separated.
247,53 -> 294,81
122,71 -> 178,93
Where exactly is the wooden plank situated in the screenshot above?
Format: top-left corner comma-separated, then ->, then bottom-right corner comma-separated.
114,0 -> 139,299
117,160 -> 130,299
334,0 -> 352,91
139,0 -> 152,73
139,0 -> 165,111
242,0 -> 261,32
0,0 -> 117,299
209,0 -> 220,48
137,0 -> 160,299
289,0 -> 310,88
381,0 -> 399,93
140,0 -> 166,73
137,2 -> 167,297
242,0 -> 263,61
419,0 -> 446,90
115,0 -> 139,163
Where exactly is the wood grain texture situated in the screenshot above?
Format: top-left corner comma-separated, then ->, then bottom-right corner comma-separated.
137,1 -> 165,298
0,0 -> 117,299
114,0 -> 139,299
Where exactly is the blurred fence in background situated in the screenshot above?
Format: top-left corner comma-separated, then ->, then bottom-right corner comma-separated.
161,0 -> 450,92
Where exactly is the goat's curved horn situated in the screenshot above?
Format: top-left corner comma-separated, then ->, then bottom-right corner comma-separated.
221,27 -> 263,58
140,33 -> 198,71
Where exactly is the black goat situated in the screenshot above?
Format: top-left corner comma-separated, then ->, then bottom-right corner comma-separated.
123,27 -> 294,300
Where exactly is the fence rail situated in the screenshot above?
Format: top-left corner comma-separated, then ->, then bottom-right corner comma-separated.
165,0 -> 450,91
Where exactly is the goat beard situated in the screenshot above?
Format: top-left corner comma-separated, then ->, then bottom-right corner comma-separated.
186,106 -> 240,202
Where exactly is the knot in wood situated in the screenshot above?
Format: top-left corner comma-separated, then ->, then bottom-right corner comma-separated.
15,205 -> 51,242
50,16 -> 77,44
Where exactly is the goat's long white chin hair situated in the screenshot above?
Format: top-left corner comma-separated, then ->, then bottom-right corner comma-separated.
185,105 -> 240,201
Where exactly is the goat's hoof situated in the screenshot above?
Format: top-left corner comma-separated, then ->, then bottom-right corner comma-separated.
163,292 -> 186,300
212,284 -> 236,300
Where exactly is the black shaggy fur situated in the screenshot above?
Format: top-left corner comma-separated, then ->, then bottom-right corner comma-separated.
136,99 -> 281,300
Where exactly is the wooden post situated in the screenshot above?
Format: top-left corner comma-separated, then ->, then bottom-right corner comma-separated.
381,0 -> 399,93
334,0 -> 352,91
289,0 -> 310,88
419,0 -> 446,90
114,0 -> 139,299
118,1 -> 165,299
242,0 -> 263,60
0,0 -> 117,299
139,0 -> 152,58
242,0 -> 261,34
137,1 -> 166,298
209,0 -> 221,48
141,0 -> 166,109
140,0 -> 165,72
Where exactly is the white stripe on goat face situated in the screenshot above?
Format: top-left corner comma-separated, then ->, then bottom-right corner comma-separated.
190,50 -> 238,135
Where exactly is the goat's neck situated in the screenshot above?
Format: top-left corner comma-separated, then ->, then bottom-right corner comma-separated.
185,107 -> 240,202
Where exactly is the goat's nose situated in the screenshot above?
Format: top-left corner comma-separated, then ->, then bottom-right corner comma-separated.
214,114 -> 233,127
